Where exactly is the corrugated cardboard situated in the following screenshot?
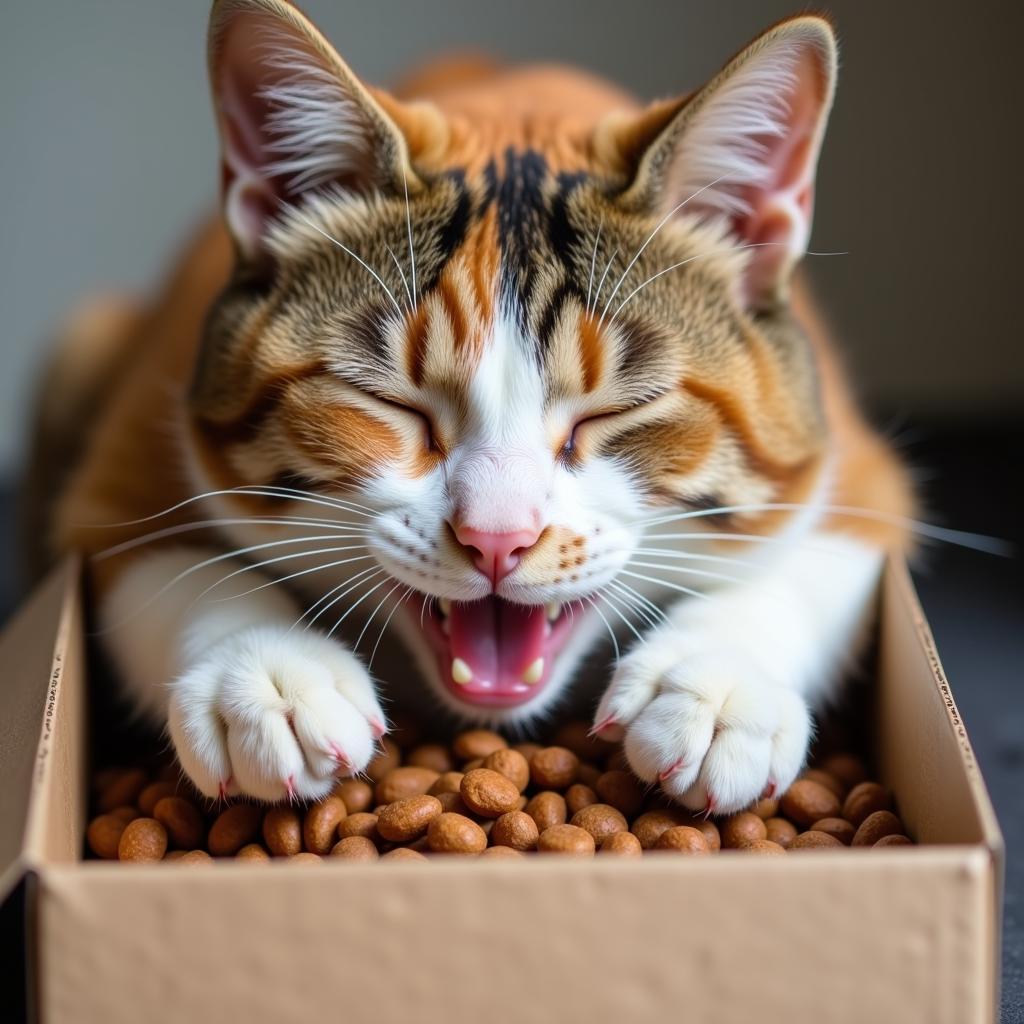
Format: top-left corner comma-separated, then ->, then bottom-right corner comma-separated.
0,557 -> 1004,1024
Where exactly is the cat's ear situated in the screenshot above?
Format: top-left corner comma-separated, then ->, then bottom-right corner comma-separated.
208,0 -> 428,261
613,16 -> 837,310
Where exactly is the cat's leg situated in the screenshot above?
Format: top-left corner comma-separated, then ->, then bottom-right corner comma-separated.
594,533 -> 884,814
100,547 -> 386,802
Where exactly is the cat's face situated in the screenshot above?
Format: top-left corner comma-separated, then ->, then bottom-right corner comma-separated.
189,0 -> 835,723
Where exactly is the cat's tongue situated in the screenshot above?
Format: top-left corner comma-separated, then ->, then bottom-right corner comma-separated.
447,597 -> 548,704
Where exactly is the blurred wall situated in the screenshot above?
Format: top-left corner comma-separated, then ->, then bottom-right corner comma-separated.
2,1 -> 1021,474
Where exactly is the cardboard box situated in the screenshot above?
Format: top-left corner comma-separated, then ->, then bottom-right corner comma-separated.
0,556 -> 1004,1024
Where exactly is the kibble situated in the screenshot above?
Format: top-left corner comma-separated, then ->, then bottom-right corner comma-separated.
86,723 -> 915,863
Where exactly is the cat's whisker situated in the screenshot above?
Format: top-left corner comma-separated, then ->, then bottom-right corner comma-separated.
419,591 -> 431,630
386,244 -> 414,311
402,164 -> 417,308
584,594 -> 620,663
598,171 -> 737,328
619,569 -> 711,602
283,201 -> 404,318
326,575 -> 395,640
590,246 -> 620,319
368,585 -> 415,670
610,243 -> 846,325
633,547 -> 762,571
607,579 -> 666,628
353,579 -> 407,655
203,548 -> 372,602
625,559 -> 749,588
290,566 -> 384,634
585,219 -> 604,314
85,484 -> 375,532
202,545 -> 371,604
637,501 -> 1009,555
596,587 -> 646,643
94,517 -> 370,562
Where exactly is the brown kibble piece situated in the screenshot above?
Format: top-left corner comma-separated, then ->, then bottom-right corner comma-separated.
209,804 -> 264,856
684,817 -> 721,852
512,742 -> 543,762
842,782 -> 894,827
537,824 -> 596,855
118,818 -> 167,862
331,836 -> 380,861
720,812 -> 768,849
137,781 -> 177,816
750,796 -> 780,820
428,771 -> 465,796
811,817 -> 856,846
460,768 -> 521,817
262,806 -> 303,857
852,809 -> 904,847
453,729 -> 507,761
435,791 -> 473,816
303,796 -> 348,855
577,763 -> 602,788
153,796 -> 205,850
365,737 -> 401,782
595,771 -> 644,819
605,747 -> 630,772
530,746 -> 579,790
780,779 -> 841,827
480,845 -> 526,859
655,826 -> 710,854
490,811 -> 540,852
338,812 -> 380,842
740,839 -> 787,855
599,832 -> 643,857
177,849 -> 214,865
570,803 -> 628,844
335,779 -> 374,814
108,805 -> 140,824
407,744 -> 454,774
427,812 -> 488,854
375,766 -> 440,805
874,833 -> 913,847
87,815 -> 128,859
236,844 -> 270,862
98,768 -> 149,813
764,817 -> 798,848
565,784 -> 598,817
801,768 -> 846,798
788,830 -> 844,850
630,809 -> 689,850
380,846 -> 429,862
822,753 -> 868,788
289,852 -> 322,864
525,791 -> 567,832
553,720 -> 613,762
483,748 -> 531,792
377,795 -> 443,842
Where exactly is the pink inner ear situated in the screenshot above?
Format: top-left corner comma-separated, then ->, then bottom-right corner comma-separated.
731,53 -> 824,306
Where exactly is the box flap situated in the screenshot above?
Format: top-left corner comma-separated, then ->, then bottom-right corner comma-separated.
0,557 -> 81,904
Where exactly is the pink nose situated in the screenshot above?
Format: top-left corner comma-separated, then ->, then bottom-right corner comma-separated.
452,524 -> 543,586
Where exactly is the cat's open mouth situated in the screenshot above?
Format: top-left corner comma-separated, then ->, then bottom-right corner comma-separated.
417,596 -> 583,708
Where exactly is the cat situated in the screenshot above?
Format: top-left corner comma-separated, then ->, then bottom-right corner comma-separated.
41,0 -> 913,814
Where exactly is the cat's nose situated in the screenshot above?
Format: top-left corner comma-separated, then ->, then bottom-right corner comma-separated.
451,523 -> 543,586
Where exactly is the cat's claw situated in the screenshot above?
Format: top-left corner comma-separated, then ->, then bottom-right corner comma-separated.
168,625 -> 385,803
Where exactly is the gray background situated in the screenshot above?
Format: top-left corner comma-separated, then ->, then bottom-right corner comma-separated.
2,0 -> 1023,476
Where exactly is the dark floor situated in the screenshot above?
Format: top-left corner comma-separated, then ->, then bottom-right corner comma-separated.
1,419 -> 1021,1019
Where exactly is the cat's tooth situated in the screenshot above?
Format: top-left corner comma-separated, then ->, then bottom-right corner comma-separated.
521,658 -> 544,685
451,658 -> 473,685
439,597 -> 451,616
546,602 -> 562,622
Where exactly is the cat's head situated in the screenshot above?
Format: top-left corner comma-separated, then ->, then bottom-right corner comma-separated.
188,0 -> 835,724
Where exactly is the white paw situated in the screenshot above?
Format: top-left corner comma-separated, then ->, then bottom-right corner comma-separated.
594,641 -> 810,815
167,626 -> 386,802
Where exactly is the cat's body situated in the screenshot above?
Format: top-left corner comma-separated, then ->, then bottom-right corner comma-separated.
44,0 -> 912,813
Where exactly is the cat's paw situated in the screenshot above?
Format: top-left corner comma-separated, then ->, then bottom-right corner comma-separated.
167,626 -> 386,802
594,641 -> 810,815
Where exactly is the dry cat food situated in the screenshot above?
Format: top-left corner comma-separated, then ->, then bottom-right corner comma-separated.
86,719 -> 914,862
